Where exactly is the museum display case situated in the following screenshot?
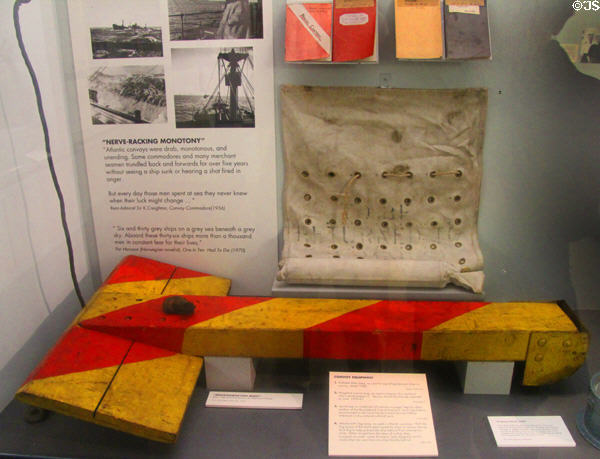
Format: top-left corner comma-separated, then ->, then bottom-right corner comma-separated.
0,0 -> 599,457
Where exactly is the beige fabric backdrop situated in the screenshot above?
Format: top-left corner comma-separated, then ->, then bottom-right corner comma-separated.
278,86 -> 487,293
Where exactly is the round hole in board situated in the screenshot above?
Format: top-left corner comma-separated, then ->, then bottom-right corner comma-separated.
354,219 -> 362,226
356,243 -> 363,250
427,196 -> 435,204
459,258 -> 466,265
455,170 -> 463,177
406,222 -> 413,228
455,218 -> 462,225
380,244 -> 387,250
381,221 -> 389,228
430,244 -> 437,250
404,198 -> 412,206
331,195 -> 338,202
328,171 -> 336,177
454,195 -> 461,202
305,218 -> 312,225
354,197 -> 362,204
301,170 -> 309,177
380,198 -> 387,205
405,244 -> 413,251
431,221 -> 438,227
304,194 -> 311,201
331,244 -> 338,250
455,242 -> 463,248
329,219 -> 336,225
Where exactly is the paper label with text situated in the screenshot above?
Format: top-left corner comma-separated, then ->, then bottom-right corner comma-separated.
488,416 -> 576,448
206,392 -> 303,409
329,372 -> 438,456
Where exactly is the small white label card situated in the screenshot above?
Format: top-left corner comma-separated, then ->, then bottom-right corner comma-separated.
488,416 -> 576,447
206,392 -> 303,410
448,5 -> 480,14
329,372 -> 438,457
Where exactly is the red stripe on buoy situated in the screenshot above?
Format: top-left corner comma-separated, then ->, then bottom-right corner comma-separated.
104,256 -> 176,285
24,327 -> 132,383
304,301 -> 488,359
80,295 -> 268,352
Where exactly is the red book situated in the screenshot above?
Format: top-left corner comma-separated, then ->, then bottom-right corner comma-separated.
285,2 -> 333,62
332,0 -> 376,62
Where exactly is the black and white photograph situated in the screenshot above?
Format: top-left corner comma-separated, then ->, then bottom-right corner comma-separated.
87,0 -> 163,59
172,47 -> 255,128
168,0 -> 263,41
88,65 -> 167,124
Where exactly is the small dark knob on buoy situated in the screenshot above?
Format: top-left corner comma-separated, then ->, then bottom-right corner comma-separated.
162,296 -> 195,315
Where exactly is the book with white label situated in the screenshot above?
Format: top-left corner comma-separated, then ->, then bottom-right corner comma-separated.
444,0 -> 491,60
332,0 -> 378,62
285,0 -> 333,62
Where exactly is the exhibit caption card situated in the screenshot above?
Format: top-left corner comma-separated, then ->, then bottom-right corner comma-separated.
67,0 -> 278,295
488,416 -> 576,448
329,372 -> 438,457
206,392 -> 303,410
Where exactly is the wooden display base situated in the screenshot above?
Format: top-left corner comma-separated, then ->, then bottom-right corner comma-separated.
16,256 -> 589,443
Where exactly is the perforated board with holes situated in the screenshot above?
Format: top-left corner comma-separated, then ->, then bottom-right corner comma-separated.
277,86 -> 487,293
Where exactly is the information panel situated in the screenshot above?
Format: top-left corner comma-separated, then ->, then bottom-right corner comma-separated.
67,0 -> 277,294
329,372 -> 438,456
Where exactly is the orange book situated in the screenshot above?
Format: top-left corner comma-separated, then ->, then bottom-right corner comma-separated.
395,0 -> 443,59
285,1 -> 333,62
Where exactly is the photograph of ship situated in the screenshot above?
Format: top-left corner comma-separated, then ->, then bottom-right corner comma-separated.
168,0 -> 263,41
87,0 -> 163,59
172,47 -> 254,128
88,66 -> 167,124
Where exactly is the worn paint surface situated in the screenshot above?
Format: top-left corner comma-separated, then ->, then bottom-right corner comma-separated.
16,256 -> 222,443
16,256 -> 589,444
95,343 -> 203,443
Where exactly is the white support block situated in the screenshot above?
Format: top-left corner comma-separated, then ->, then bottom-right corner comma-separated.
204,357 -> 256,392
456,361 -> 514,395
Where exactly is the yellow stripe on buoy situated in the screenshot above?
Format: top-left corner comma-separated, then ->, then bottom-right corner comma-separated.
95,353 -> 203,443
162,276 -> 231,297
182,297 -> 378,357
16,366 -> 118,422
427,302 -> 577,331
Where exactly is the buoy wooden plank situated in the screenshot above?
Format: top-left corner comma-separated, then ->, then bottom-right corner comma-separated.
76,256 -> 231,324
15,326 -> 131,423
15,256 -> 590,445
94,342 -> 203,443
79,295 -> 586,385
